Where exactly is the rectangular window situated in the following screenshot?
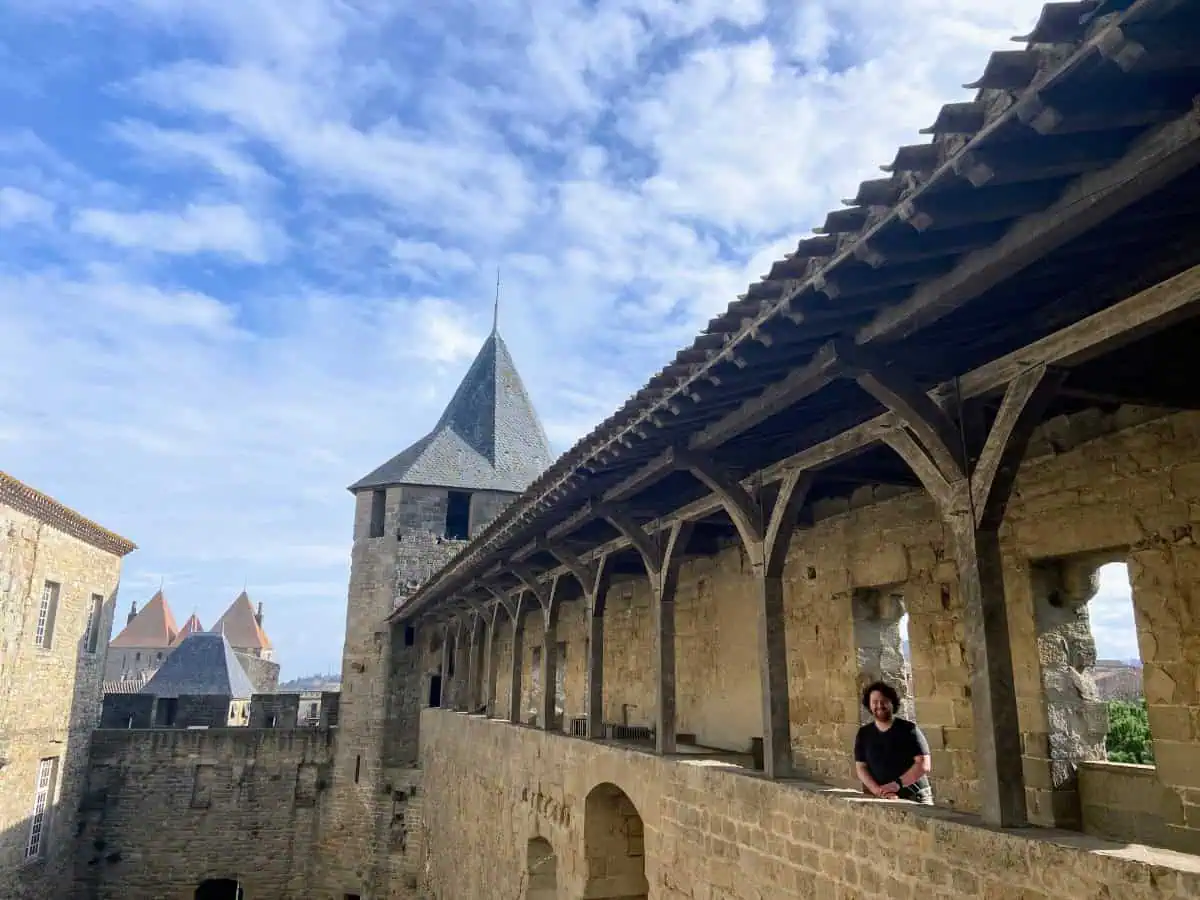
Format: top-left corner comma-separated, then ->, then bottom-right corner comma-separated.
445,490 -> 471,540
368,489 -> 386,538
35,582 -> 60,649
25,757 -> 57,860
85,594 -> 104,653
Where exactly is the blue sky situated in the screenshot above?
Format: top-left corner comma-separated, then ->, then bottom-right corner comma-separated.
0,0 -> 1141,678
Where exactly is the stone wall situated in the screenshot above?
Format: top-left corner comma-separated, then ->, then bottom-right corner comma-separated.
320,482 -> 518,899
453,409 -> 1200,851
73,728 -> 333,899
235,652 -> 280,693
418,709 -> 1200,900
0,501 -> 125,899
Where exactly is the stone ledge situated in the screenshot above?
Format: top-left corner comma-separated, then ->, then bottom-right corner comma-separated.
421,708 -> 1200,899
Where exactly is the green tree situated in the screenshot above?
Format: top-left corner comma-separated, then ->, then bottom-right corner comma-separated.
1106,699 -> 1154,765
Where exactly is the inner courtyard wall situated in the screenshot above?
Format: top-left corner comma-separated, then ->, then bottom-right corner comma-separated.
418,708 -> 1200,900
455,408 -> 1200,852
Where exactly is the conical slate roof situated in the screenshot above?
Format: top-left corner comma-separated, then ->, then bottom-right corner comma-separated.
110,590 -> 178,649
349,330 -> 553,493
210,591 -> 271,651
140,632 -> 255,699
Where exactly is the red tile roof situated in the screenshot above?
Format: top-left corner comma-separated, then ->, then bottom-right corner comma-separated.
110,590 -> 179,649
211,591 -> 271,651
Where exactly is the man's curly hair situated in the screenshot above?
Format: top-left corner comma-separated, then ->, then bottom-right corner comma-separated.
861,680 -> 901,712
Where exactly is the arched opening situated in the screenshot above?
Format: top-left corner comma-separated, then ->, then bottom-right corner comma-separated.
584,783 -> 647,900
195,879 -> 243,900
525,836 -> 557,899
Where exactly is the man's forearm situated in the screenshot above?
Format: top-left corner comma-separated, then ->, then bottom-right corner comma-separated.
893,757 -> 931,789
855,763 -> 881,793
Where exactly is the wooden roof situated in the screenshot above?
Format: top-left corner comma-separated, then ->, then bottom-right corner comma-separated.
395,0 -> 1200,622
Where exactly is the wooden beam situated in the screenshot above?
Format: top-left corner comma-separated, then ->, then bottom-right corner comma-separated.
602,507 -> 664,576
654,521 -> 693,756
396,261 -> 1200,622
678,451 -> 764,553
970,365 -> 1066,529
862,100 -> 1200,344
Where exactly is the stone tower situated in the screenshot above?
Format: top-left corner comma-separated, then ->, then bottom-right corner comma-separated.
321,327 -> 553,898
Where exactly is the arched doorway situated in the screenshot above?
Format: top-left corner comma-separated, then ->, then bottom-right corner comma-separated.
584,783 -> 647,899
525,836 -> 557,899
195,879 -> 243,900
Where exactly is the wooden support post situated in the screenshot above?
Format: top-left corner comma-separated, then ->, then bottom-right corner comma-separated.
465,614 -> 480,713
483,604 -> 499,716
508,594 -> 528,726
585,556 -> 611,741
653,521 -> 692,754
607,510 -> 693,755
867,360 -> 1064,827
683,453 -> 810,778
539,577 -> 564,732
437,621 -> 452,709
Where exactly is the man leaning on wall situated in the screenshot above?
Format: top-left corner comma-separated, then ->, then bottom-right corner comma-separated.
853,680 -> 933,805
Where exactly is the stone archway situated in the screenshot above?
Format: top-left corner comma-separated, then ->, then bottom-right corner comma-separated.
195,879 -> 243,900
525,836 -> 558,899
583,783 -> 648,900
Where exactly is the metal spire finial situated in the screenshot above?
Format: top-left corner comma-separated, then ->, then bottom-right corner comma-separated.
493,267 -> 501,334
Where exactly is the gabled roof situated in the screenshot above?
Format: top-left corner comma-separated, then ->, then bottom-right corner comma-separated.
210,591 -> 271,651
140,632 -> 255,699
110,590 -> 178,649
173,613 -> 204,645
349,330 -> 554,494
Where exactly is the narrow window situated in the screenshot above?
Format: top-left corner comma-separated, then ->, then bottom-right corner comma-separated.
85,593 -> 104,653
368,489 -> 386,538
354,755 -> 361,783
25,757 -> 58,860
35,581 -> 60,649
162,697 -> 178,727
404,625 -> 415,646
445,491 -> 471,540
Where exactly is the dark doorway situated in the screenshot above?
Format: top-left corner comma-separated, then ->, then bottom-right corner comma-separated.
195,879 -> 243,900
429,673 -> 443,708
445,490 -> 471,540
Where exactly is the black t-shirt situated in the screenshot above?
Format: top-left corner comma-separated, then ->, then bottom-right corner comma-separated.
854,717 -> 931,793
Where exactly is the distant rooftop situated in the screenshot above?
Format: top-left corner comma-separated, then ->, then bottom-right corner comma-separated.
141,632 -> 255,699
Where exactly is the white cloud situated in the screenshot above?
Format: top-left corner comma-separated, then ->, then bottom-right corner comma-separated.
0,186 -> 54,227
73,202 -> 281,263
0,0 -> 1056,675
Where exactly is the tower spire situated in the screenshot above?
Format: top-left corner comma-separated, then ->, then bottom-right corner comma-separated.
492,267 -> 500,335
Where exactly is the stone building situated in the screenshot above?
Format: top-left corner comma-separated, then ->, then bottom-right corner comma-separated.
67,2 -> 1200,898
105,590 -> 279,693
0,471 -> 135,900
319,323 -> 554,896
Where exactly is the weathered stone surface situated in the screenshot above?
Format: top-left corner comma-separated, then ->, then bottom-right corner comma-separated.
0,491 -> 128,900
73,728 -> 333,899
418,709 -> 1200,900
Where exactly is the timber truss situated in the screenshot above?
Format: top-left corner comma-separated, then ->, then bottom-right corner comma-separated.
395,0 -> 1200,829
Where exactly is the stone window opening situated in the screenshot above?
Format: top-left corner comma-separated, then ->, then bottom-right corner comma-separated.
85,593 -> 103,653
368,489 -> 386,538
524,836 -> 557,899
24,756 -> 58,860
1032,553 -> 1150,827
354,755 -> 361,783
445,490 -> 471,541
35,580 -> 59,649
852,586 -> 916,725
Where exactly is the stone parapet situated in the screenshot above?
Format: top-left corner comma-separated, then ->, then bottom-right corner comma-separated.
419,709 -> 1200,900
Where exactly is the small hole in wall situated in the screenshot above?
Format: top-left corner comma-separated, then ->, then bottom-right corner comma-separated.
354,755 -> 361,783
806,566 -> 817,580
